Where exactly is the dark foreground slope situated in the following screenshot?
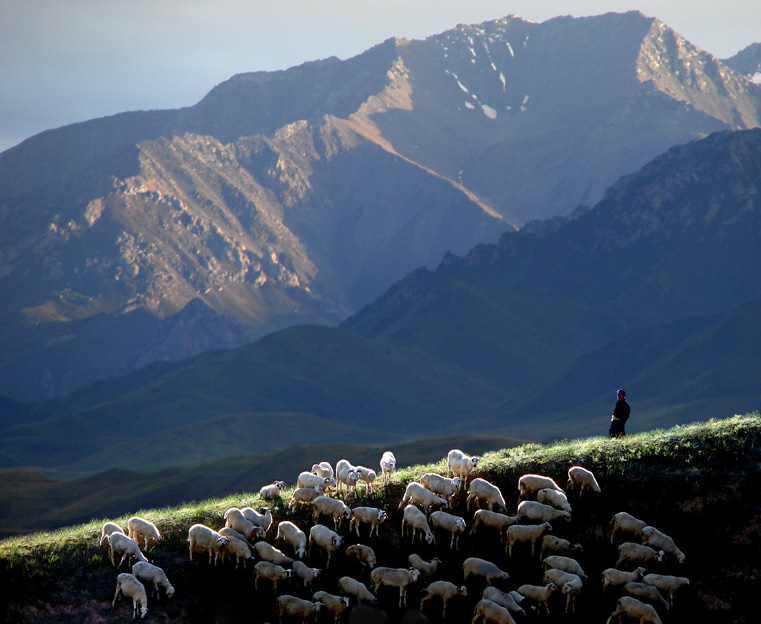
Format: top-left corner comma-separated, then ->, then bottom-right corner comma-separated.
0,414 -> 758,624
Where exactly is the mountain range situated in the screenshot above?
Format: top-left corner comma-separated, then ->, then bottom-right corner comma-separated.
1,11 -> 760,400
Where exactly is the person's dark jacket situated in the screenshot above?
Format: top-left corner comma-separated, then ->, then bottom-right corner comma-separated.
613,398 -> 630,422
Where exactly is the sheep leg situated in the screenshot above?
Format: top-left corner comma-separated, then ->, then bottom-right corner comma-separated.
112,582 -> 122,608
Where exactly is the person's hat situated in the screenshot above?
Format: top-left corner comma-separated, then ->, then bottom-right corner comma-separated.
617,389 -> 626,396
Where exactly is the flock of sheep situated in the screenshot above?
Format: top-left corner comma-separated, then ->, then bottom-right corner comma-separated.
101,449 -> 690,623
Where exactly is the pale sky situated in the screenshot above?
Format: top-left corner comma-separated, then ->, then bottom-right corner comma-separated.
1,1 -> 759,153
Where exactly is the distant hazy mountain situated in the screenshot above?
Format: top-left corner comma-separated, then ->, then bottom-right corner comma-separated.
1,11 -> 760,399
723,42 -> 761,84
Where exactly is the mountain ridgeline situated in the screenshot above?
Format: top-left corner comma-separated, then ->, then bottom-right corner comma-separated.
1,11 -> 760,399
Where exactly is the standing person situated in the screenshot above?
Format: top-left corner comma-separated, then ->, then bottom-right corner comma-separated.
609,389 -> 630,438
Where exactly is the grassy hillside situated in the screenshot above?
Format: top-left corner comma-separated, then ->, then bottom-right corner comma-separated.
1,413 -> 759,623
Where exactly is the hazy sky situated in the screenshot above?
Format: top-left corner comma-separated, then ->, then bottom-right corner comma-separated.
1,1 -> 759,153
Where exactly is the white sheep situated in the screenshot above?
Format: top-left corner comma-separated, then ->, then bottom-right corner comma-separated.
419,581 -> 468,618
241,506 -> 273,533
349,506 -> 387,538
401,504 -> 435,544
606,596 -> 663,624
370,566 -> 421,608
312,591 -> 350,624
311,461 -> 334,478
561,575 -> 583,614
462,557 -> 510,586
610,512 -> 647,544
420,472 -> 461,505
623,581 -> 670,612
223,534 -> 253,568
516,500 -> 571,524
602,567 -> 647,594
470,510 -> 519,542
380,451 -> 396,484
188,524 -> 228,565
308,525 -> 343,567
518,474 -> 565,499
335,459 -> 361,494
223,507 -> 266,541
100,521 -> 124,547
218,527 -> 252,545
446,449 -> 479,487
567,465 -> 601,495
254,540 -> 294,566
482,587 -> 525,616
312,496 -> 352,530
276,520 -> 308,559
112,572 -> 148,620
430,510 -> 467,549
293,560 -> 322,592
641,526 -> 686,564
616,542 -> 664,569
259,480 -> 286,500
354,466 -> 377,493
345,544 -> 377,569
543,555 -> 587,580
297,472 -> 336,491
408,553 -> 442,580
536,488 -> 572,513
337,575 -> 377,604
505,522 -> 552,557
399,481 -> 448,513
540,535 -> 583,560
542,569 -> 583,607
254,560 -> 292,592
127,516 -> 162,550
289,485 -> 324,510
132,561 -> 175,599
472,598 -> 517,624
515,583 -> 558,616
642,574 -> 690,607
108,533 -> 149,568
467,478 -> 508,513
276,595 -> 321,623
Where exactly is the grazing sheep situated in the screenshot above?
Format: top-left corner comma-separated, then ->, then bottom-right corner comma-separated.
472,598 -> 517,624
419,580 -> 467,618
642,574 -> 690,607
370,566 -> 421,608
506,522 -> 552,557
408,553 -> 442,580
536,488 -> 572,513
276,521 -> 308,559
276,594 -> 321,623
543,555 -> 587,580
312,461 -> 334,478
312,591 -> 350,624
602,567 -> 647,594
540,535 -> 583,560
447,449 -> 479,487
224,507 -> 266,541
517,500 -> 571,524
188,524 -> 228,565
336,459 -> 361,494
349,506 -> 387,538
255,540 -> 294,566
641,526 -> 686,564
515,583 -> 558,616
470,510 -> 519,542
241,506 -> 273,533
127,516 -> 161,550
354,466 -> 377,493
380,451 -> 396,484
108,533 -> 149,568
292,560 -> 322,592
561,575 -> 583,614
345,544 -> 377,569
309,525 -> 343,567
100,521 -> 124,547
399,481 -> 449,513
222,534 -> 253,568
289,486 -> 324,510
401,504 -> 435,544
218,527 -> 252,544
260,480 -> 287,500
623,582 -> 670,612
255,560 -> 292,592
606,596 -> 663,624
616,542 -> 664,569
132,561 -> 175,599
312,496 -> 352,530
518,474 -> 564,499
467,478 -> 508,513
337,575 -> 377,603
463,557 -> 510,586
420,473 -> 461,505
430,510 -> 467,549
482,587 -> 525,616
542,569 -> 583,606
297,472 -> 336,491
112,572 -> 148,620
610,512 -> 647,544
567,465 -> 601,495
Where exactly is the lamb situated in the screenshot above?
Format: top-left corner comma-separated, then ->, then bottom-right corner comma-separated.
349,506 -> 387,538
112,572 -> 149,620
308,524 -> 343,567
516,500 -> 571,524
472,598 -> 517,624
642,574 -> 690,607
276,594 -> 321,623
610,512 -> 647,544
462,557 -> 510,586
260,480 -> 287,500
254,540 -> 294,566
420,473 -> 461,505
543,555 -> 587,580
567,465 -> 601,495
399,481 -> 448,513
345,544 -> 377,569
616,542 -> 664,569
408,553 -> 442,580
540,535 -> 583,560
335,459 -> 361,494
515,583 -> 558,616
380,451 -> 396,484
312,496 -> 352,530
467,478 -> 508,513
623,582 -> 670,611
602,567 -> 647,594
505,522 -> 552,557
536,488 -> 572,513
518,474 -> 564,499
337,575 -> 377,604
640,526 -> 686,564
254,560 -> 292,592
370,566 -> 421,608
223,507 -> 266,541
401,504 -> 435,544
312,591 -> 350,624
289,486 -> 324,510
419,581 -> 468,618
482,587 -> 526,616
446,449 -> 479,487
430,510 -> 467,549
241,506 -> 273,533
108,532 -> 149,568
311,461 -> 334,478
292,560 -> 322,592
606,596 -> 663,624
276,520 -> 308,559
297,471 -> 336,491
561,575 -> 583,614
223,534 -> 254,568
188,524 -> 229,565
100,521 -> 125,547
132,561 -> 175,599
470,510 -> 519,542
127,516 -> 162,550
354,466 -> 377,493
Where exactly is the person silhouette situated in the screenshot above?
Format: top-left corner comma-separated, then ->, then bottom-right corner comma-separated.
609,389 -> 630,438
